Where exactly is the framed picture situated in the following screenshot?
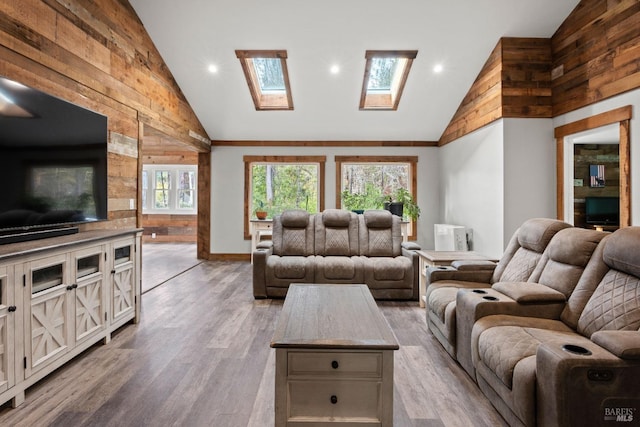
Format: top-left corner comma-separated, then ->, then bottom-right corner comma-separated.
590,164 -> 605,188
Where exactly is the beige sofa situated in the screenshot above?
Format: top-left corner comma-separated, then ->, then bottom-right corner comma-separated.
425,218 -> 572,358
252,209 -> 420,300
471,226 -> 640,427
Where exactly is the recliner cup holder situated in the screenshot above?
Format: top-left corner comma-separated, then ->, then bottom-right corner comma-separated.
472,289 -> 488,294
482,296 -> 499,301
562,344 -> 592,356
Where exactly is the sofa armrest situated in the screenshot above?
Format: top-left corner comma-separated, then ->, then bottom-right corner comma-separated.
536,339 -> 640,427
592,331 -> 640,360
426,266 -> 494,285
492,281 -> 566,304
401,247 -> 421,301
252,246 -> 273,299
256,240 -> 273,250
401,241 -> 421,251
451,260 -> 496,271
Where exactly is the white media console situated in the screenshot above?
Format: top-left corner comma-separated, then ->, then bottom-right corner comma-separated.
0,228 -> 142,408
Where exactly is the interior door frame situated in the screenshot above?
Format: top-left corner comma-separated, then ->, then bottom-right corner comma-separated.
554,105 -> 632,227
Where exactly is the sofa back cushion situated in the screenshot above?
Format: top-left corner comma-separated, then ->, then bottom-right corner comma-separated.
359,210 -> 401,257
493,218 -> 571,283
315,209 -> 359,256
272,210 -> 315,256
577,227 -> 640,337
532,228 -> 606,297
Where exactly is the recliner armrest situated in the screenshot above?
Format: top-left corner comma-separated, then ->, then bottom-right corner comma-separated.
592,330 -> 640,360
451,260 -> 496,271
426,266 -> 494,284
536,340 -> 640,427
401,241 -> 421,251
492,281 -> 566,304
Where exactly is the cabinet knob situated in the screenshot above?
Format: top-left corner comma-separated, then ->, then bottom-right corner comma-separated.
67,285 -> 74,291
331,360 -> 339,369
330,395 -> 338,404
8,306 -> 16,312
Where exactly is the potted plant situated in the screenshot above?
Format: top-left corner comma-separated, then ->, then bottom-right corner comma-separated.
255,200 -> 268,220
384,188 -> 420,220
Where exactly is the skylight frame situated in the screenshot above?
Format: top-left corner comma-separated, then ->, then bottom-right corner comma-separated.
360,50 -> 418,111
235,50 -> 294,111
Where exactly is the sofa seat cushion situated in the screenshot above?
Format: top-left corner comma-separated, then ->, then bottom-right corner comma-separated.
362,256 -> 413,290
315,256 -> 363,281
372,257 -> 410,281
267,256 -> 313,281
428,287 -> 459,322
480,326 -> 561,388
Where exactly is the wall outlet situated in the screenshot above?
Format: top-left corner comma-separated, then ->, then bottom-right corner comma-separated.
574,179 -> 584,187
151,233 -> 156,239
129,199 -> 135,209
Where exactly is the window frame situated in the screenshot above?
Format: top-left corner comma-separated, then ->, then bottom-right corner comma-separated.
335,155 -> 418,240
235,50 -> 294,110
359,50 -> 418,110
142,164 -> 198,215
243,155 -> 326,239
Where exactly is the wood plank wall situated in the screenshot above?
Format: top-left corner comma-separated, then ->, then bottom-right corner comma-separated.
438,38 -> 552,146
551,0 -> 640,116
0,0 -> 210,231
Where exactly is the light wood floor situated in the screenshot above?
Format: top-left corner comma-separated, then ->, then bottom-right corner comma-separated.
0,255 -> 508,426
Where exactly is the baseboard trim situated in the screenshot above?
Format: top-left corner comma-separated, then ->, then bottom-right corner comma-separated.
208,253 -> 251,261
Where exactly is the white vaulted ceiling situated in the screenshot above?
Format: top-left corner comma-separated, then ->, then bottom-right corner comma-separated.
129,0 -> 580,142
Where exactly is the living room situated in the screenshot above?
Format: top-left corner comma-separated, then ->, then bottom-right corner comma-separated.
0,0 -> 639,426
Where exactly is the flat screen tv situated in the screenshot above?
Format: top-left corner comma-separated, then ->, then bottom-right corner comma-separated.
585,196 -> 619,226
0,76 -> 108,243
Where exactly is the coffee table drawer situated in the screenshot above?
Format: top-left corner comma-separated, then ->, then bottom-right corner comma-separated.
288,351 -> 382,378
288,379 -> 381,421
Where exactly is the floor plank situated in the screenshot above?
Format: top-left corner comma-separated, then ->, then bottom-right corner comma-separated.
0,256 -> 507,426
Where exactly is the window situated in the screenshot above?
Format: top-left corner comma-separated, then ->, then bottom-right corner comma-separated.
336,156 -> 418,239
235,50 -> 294,110
243,156 -> 326,239
360,50 -> 418,110
142,165 -> 197,214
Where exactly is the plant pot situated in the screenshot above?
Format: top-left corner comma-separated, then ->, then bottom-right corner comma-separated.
384,202 -> 403,217
255,210 -> 268,220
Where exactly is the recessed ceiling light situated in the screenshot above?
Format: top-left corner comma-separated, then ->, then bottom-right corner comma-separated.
208,64 -> 218,74
330,64 -> 340,74
433,63 -> 443,73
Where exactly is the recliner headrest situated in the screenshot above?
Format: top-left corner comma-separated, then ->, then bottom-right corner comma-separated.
603,227 -> 640,278
517,218 -> 572,253
322,209 -> 352,227
364,210 -> 392,228
546,227 -> 607,267
280,209 -> 309,228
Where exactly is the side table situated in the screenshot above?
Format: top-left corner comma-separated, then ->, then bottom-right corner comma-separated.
416,250 -> 497,308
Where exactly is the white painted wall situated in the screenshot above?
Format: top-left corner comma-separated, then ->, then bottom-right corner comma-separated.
503,118 -> 556,238
210,145 -> 439,254
438,118 -> 556,259
438,121 -> 505,259
553,88 -> 640,226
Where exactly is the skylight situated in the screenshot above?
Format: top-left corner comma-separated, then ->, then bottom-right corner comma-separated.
235,50 -> 293,110
360,50 -> 417,110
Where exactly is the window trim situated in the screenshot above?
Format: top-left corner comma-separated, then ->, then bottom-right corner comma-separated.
359,50 -> 418,110
235,50 -> 294,110
335,155 -> 418,240
142,164 -> 198,215
243,155 -> 326,239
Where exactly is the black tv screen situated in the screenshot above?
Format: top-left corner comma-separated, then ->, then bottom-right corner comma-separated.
585,196 -> 619,226
0,76 -> 108,236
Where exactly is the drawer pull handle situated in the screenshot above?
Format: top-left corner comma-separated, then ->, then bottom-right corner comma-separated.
331,360 -> 339,369
330,395 -> 338,404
